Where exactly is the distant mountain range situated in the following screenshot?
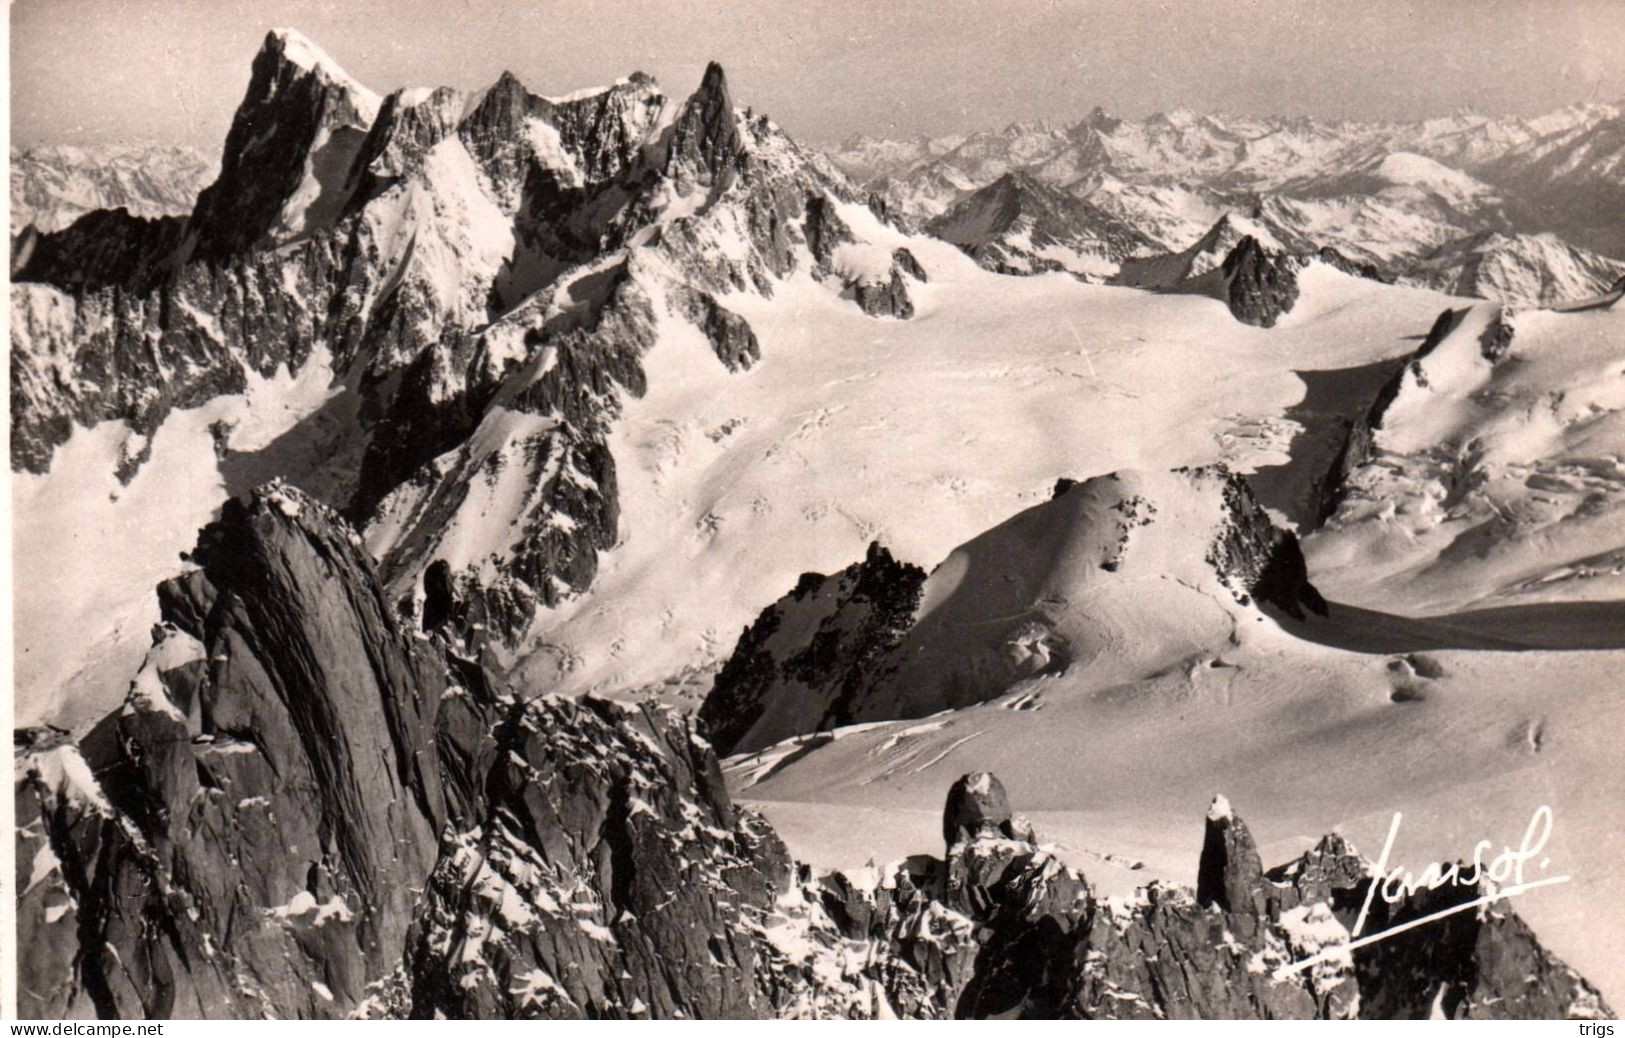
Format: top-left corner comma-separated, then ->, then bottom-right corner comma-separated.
826,102 -> 1625,305
10,142 -> 215,235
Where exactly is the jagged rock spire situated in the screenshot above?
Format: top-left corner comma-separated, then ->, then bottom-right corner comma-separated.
462,69 -> 549,143
1196,793 -> 1268,938
355,85 -> 465,182
186,29 -> 381,259
181,482 -> 449,910
12,483 -> 458,1017
667,60 -> 741,184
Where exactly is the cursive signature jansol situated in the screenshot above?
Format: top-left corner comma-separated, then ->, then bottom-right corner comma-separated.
1274,805 -> 1570,978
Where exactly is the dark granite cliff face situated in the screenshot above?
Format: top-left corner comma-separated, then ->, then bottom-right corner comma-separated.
14,484 -> 449,1017
12,484 -> 797,1019
404,695 -> 794,1019
698,542 -> 928,756
10,208 -> 188,292
665,62 -> 743,188
9,227 -> 356,477
353,87 -> 466,184
186,30 -> 380,262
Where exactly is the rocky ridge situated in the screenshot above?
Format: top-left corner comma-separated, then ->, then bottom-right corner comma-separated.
767,774 -> 1610,1018
13,483 -> 794,1019
1113,213 -> 1386,327
1308,294 -> 1625,606
1405,231 -> 1625,308
16,502 -> 1607,1021
701,465 -> 1328,755
924,170 -> 1157,281
9,30 -> 921,693
14,484 -> 1610,1018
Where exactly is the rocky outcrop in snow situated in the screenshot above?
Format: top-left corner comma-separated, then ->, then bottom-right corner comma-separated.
1112,212 -> 1284,291
666,62 -> 742,188
848,261 -> 919,318
1204,466 -> 1328,617
759,776 -> 1611,1019
1113,216 -> 1386,327
802,193 -> 855,272
1218,235 -> 1302,328
675,287 -> 761,370
699,542 -> 927,756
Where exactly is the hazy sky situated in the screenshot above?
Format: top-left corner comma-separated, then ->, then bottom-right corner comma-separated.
10,0 -> 1625,149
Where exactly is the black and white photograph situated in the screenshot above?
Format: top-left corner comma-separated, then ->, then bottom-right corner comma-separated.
6,0 -> 1624,1021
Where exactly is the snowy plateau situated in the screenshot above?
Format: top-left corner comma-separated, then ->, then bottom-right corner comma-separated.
8,27 -> 1625,1020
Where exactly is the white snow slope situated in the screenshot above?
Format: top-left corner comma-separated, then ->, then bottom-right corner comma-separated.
513,209 -> 1460,699
11,338 -> 346,730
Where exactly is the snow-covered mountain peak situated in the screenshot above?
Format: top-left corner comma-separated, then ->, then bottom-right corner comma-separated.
178,29 -> 387,259
264,27 -> 381,121
1112,210 -> 1287,291
1371,151 -> 1489,195
1203,211 -> 1282,250
1146,108 -> 1200,130
1027,467 -> 1322,616
664,60 -> 742,185
361,84 -> 466,179
925,169 -> 1156,279
544,70 -> 658,105
1074,105 -> 1123,133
